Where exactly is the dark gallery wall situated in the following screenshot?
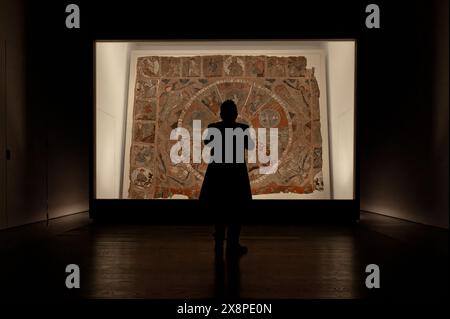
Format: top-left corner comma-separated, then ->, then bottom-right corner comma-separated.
359,0 -> 449,228
0,3 -> 6,228
27,3 -> 90,220
0,1 -> 447,228
0,0 -> 47,228
0,0 -> 89,228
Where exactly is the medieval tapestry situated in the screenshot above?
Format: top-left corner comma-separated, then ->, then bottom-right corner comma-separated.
123,54 -> 329,199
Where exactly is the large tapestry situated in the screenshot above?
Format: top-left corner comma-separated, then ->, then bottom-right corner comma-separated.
125,55 -> 325,199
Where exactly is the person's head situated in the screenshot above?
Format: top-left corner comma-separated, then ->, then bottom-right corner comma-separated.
220,100 -> 238,123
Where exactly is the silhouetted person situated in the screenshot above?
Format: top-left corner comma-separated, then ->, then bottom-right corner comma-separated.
199,100 -> 254,256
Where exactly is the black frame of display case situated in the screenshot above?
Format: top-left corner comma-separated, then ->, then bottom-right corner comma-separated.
90,39 -> 359,224
90,199 -> 359,224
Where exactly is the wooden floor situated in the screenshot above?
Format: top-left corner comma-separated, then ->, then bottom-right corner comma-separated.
0,212 -> 448,299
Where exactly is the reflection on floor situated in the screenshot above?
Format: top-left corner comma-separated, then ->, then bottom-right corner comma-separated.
0,212 -> 448,298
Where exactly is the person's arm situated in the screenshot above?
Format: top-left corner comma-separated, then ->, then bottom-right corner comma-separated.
245,125 -> 255,150
204,123 -> 214,146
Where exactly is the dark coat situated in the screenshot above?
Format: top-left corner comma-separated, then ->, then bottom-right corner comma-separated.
199,121 -> 254,207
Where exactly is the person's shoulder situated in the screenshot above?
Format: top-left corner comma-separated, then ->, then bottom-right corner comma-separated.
236,122 -> 250,130
207,122 -> 221,128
